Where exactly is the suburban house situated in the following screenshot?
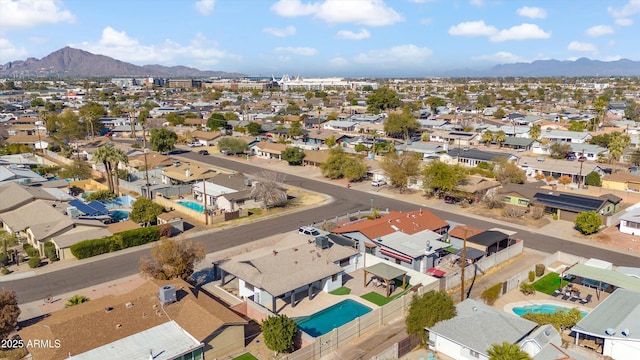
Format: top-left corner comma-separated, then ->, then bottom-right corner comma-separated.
252,142 -> 289,160
531,141 -> 608,160
446,225 -> 485,249
0,164 -> 47,185
619,207 -> 640,236
0,182 -> 72,213
532,192 -> 622,222
302,149 -> 330,167
191,173 -> 262,212
323,120 -> 357,132
602,172 -> 640,192
190,130 -> 222,146
332,210 -> 450,273
430,130 -> 480,148
518,156 -> 605,185
426,299 -> 537,360
126,151 -> 174,172
497,181 -> 547,208
18,279 -> 248,360
218,234 -> 360,313
538,129 -> 592,144
572,288 -> 640,360
441,148 -> 517,168
501,137 -> 536,151
160,161 -> 216,185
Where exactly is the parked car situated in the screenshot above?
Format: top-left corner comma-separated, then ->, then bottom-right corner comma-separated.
566,154 -> 576,161
188,142 -> 203,147
197,150 -> 209,155
371,179 -> 386,187
298,226 -> 320,236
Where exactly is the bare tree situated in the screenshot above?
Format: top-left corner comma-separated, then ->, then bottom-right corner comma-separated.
250,171 -> 288,209
139,237 -> 206,281
0,289 -> 21,340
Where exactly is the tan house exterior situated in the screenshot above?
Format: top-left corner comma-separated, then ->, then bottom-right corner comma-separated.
602,172 -> 640,192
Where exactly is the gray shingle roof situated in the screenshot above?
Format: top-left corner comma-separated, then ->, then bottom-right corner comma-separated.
572,288 -> 640,340
428,299 -> 537,356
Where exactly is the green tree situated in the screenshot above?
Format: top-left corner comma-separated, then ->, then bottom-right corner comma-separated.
288,121 -> 304,138
574,211 -> 602,235
567,120 -> 586,132
261,314 -> 298,355
380,151 -> 422,193
625,101 -> 640,121
150,128 -> 178,154
0,289 -> 21,340
52,109 -> 85,144
422,161 -> 466,196
129,197 -> 165,225
223,111 -> 239,121
59,160 -> 92,180
405,291 -> 456,344
606,132 -> 630,163
342,155 -> 368,181
246,122 -> 263,136
320,147 -> 367,181
78,102 -> 108,137
593,95 -> 609,127
281,147 -> 305,165
166,112 -> 185,126
424,96 -> 447,111
493,107 -> 506,119
584,171 -> 601,186
384,108 -> 420,140
549,142 -> 572,159
494,159 -> 526,184
494,130 -> 506,148
487,341 -> 532,360
65,295 -> 89,308
522,308 -> 582,332
207,113 -> 228,130
217,137 -> 249,155
93,145 -> 116,192
528,124 -> 541,140
325,135 -> 337,147
139,238 -> 206,280
366,86 -> 401,113
481,130 -> 494,146
85,190 -> 116,202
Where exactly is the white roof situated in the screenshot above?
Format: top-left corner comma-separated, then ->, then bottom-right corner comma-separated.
192,181 -> 237,197
69,321 -> 202,360
378,230 -> 445,258
585,258 -> 613,270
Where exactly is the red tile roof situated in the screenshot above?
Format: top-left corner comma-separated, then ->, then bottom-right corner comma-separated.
448,225 -> 484,239
333,209 -> 448,239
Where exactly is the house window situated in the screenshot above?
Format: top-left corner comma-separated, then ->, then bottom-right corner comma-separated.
503,196 -> 511,202
469,349 -> 480,358
395,259 -> 402,265
339,258 -> 350,267
332,274 -> 338,282
518,199 -> 529,206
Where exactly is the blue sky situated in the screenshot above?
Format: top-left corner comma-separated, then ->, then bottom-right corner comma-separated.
1,0 -> 639,77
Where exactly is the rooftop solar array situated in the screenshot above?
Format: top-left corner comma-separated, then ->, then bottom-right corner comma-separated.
68,199 -> 109,216
533,192 -> 604,213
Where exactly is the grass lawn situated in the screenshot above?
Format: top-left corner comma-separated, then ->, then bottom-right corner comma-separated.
361,284 -> 412,306
329,287 -> 351,295
233,353 -> 258,360
533,272 -> 569,295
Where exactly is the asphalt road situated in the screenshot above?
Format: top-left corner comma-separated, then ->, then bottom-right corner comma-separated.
4,152 -> 640,304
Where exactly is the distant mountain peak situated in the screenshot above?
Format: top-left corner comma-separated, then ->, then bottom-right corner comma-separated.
0,46 -> 245,78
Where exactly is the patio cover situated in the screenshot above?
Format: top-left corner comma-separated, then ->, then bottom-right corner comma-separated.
564,263 -> 640,292
363,263 -> 407,297
454,247 -> 486,260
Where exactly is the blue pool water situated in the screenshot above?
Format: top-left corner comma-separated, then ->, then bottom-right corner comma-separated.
295,299 -> 372,337
178,201 -> 205,213
512,304 -> 587,317
109,210 -> 131,222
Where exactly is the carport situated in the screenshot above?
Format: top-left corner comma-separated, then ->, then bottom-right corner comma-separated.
363,262 -> 407,298
563,263 -> 640,300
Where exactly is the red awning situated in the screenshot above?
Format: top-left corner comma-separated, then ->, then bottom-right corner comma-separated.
428,267 -> 446,278
380,248 -> 413,264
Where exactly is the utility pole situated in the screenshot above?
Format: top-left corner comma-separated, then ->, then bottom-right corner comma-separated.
460,227 -> 469,302
143,148 -> 151,199
202,175 -> 209,225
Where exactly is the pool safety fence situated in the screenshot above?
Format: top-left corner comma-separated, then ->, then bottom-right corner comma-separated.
281,281 -> 439,360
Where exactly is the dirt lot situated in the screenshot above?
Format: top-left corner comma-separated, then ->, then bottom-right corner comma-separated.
467,204 -> 551,228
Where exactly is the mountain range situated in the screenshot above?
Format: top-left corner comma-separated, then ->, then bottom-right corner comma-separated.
1,47 -> 640,78
0,47 -> 245,78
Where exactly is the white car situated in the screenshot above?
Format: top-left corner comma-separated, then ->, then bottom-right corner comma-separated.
188,142 -> 203,147
298,226 -> 320,236
371,179 -> 386,187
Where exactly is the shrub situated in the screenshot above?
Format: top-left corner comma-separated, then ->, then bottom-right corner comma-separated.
520,282 -> 536,295
158,224 -> 173,238
70,227 -> 160,259
575,211 -> 603,235
0,252 -> 8,266
480,283 -> 503,305
528,270 -> 535,282
1,266 -> 10,275
530,204 -> 545,220
28,257 -> 41,268
85,190 -> 116,202
23,244 -> 39,258
552,214 -> 558,221
44,242 -> 59,262
120,227 -> 161,247
535,264 -> 545,277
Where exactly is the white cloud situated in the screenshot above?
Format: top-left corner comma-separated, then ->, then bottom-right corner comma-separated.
329,57 -> 349,67
489,23 -> 551,42
615,18 -> 633,26
516,6 -> 547,19
0,37 -> 28,63
585,25 -> 614,37
471,51 -> 527,63
604,55 -> 622,61
271,0 -> 404,26
274,46 -> 318,56
71,27 -> 241,67
0,0 -> 75,30
195,0 -> 215,15
263,26 -> 296,37
608,0 -> 640,18
353,44 -> 432,64
335,29 -> 371,40
567,41 -> 598,54
469,0 -> 484,7
448,21 -> 498,37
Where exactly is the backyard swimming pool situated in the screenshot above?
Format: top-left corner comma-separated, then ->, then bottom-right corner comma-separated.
512,304 -> 588,317
109,209 -> 131,222
178,201 -> 205,213
295,299 -> 371,337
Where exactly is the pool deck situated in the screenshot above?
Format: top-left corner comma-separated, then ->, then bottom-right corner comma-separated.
494,281 -> 610,313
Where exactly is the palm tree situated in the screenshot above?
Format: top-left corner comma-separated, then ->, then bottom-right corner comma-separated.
487,341 -> 532,360
109,148 -> 129,196
494,130 -> 506,148
528,124 -> 541,141
481,130 -> 494,147
93,145 -> 115,193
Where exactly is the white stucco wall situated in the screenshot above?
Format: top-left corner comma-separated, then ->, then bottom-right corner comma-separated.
603,338 -> 640,360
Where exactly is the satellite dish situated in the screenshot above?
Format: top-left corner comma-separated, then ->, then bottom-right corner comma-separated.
621,329 -> 630,337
